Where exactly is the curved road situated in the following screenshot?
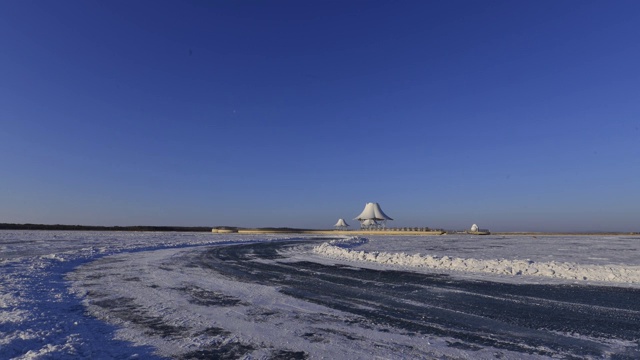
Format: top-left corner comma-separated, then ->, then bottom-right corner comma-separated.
193,239 -> 640,359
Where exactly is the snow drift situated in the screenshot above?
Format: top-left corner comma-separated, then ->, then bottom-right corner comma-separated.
314,237 -> 640,284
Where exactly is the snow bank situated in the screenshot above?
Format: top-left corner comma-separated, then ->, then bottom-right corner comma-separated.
313,237 -> 640,284
324,236 -> 369,248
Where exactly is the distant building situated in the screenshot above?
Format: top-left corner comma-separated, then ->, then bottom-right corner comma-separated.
354,202 -> 393,229
469,223 -> 490,235
334,218 -> 349,230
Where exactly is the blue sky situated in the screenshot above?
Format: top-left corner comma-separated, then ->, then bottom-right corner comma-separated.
1,1 -> 639,231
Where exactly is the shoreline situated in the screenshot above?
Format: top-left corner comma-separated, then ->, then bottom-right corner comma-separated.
232,229 -> 446,236
215,229 -> 639,236
1,223 -> 636,236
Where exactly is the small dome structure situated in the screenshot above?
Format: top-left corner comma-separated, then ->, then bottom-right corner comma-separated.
361,219 -> 378,227
470,224 -> 479,232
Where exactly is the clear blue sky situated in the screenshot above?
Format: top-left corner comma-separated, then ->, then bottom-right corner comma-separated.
1,1 -> 639,231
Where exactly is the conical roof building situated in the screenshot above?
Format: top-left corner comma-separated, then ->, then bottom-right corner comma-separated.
354,202 -> 393,229
354,202 -> 393,221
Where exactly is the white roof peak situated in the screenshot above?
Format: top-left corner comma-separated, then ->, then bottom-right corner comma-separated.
354,202 -> 393,221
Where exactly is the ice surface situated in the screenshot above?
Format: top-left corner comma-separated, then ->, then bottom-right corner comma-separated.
69,247 -> 489,359
2,230 -> 640,359
0,231 -> 293,359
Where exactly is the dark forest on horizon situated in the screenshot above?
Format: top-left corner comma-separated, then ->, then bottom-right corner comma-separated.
0,223 -> 212,232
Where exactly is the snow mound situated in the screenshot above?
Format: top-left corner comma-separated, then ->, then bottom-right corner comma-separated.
326,236 -> 368,249
313,240 -> 640,284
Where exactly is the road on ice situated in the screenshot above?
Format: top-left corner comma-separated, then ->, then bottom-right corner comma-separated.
68,238 -> 640,359
190,239 -> 640,359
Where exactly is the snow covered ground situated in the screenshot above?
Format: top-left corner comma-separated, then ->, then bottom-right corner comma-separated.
2,230 -> 640,359
0,231 -> 294,359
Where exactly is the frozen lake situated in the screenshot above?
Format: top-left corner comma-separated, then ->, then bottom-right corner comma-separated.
2,231 -> 640,359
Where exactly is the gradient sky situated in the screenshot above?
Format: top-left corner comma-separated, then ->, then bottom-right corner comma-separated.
1,1 -> 639,231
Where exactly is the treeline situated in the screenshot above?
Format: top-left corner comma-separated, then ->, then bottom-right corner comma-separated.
212,226 -> 316,233
0,223 -> 212,232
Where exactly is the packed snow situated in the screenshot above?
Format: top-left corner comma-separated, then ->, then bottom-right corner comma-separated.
2,230 -> 640,359
0,231 -> 296,359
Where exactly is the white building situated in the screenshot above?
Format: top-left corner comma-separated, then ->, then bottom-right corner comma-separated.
334,218 -> 349,230
354,202 -> 393,229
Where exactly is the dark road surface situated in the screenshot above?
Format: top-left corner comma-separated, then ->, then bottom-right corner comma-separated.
194,239 -> 640,359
